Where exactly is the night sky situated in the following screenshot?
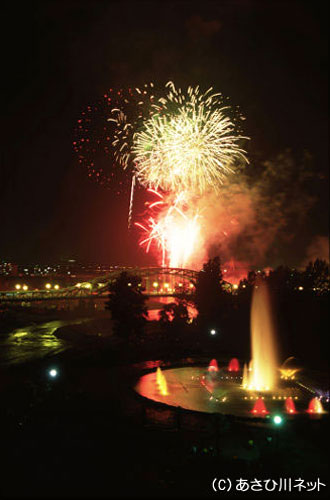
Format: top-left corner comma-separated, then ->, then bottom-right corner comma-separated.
2,0 -> 328,266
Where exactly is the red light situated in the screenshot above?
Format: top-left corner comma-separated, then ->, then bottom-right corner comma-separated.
228,358 -> 240,372
251,398 -> 269,415
208,359 -> 219,372
285,397 -> 296,414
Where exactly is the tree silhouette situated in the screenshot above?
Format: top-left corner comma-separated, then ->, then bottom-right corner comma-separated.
302,259 -> 329,294
193,256 -> 228,329
106,271 -> 148,339
159,300 -> 190,329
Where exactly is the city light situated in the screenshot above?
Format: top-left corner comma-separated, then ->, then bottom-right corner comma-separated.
49,369 -> 58,378
54,284 -> 59,290
22,285 -> 28,291
273,415 -> 283,425
15,284 -> 21,290
45,283 -> 51,289
210,329 -> 217,335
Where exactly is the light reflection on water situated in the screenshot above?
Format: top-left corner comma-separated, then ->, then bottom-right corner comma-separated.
146,297 -> 197,322
0,319 -> 88,366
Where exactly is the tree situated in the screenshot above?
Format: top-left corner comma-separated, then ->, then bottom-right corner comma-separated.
193,256 -> 228,328
159,300 -> 190,329
266,266 -> 301,291
302,259 -> 330,294
106,272 -> 148,340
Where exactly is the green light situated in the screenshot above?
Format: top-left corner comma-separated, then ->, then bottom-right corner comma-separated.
273,415 -> 282,425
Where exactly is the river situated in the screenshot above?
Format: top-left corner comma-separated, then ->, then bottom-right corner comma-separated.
0,318 -> 90,366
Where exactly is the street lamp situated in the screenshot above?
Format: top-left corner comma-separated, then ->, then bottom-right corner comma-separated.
210,329 -> 217,336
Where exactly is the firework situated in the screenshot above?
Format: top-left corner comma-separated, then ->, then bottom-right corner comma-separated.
74,81 -> 249,269
135,190 -> 201,268
73,84 -> 155,193
132,81 -> 249,194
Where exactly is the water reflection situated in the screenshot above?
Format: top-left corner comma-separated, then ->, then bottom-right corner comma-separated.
146,297 -> 197,322
0,319 -> 87,366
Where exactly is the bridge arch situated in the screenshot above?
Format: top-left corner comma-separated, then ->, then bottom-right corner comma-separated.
0,267 -> 199,302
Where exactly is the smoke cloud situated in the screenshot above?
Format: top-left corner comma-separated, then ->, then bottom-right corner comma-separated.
186,149 -> 325,273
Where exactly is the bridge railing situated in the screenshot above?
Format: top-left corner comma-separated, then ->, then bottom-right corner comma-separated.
0,267 -> 198,302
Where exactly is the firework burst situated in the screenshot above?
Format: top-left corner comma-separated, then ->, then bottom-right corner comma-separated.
135,190 -> 201,268
73,84 -> 155,193
132,81 -> 249,194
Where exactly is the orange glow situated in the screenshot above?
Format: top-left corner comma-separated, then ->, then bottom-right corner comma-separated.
248,281 -> 278,391
136,190 -> 200,268
280,368 -> 299,379
156,367 -> 168,396
307,397 -> 323,414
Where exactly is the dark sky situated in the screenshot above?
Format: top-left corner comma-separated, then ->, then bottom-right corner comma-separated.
2,0 -> 328,266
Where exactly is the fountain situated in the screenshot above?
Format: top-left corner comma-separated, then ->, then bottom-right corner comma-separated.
307,397 -> 323,414
247,280 -> 278,391
135,279 -> 328,419
156,367 -> 168,396
228,358 -> 240,372
208,359 -> 219,372
285,397 -> 296,414
251,398 -> 269,414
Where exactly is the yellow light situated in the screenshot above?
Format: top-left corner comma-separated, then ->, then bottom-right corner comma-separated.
54,285 -> 59,290
45,283 -> 51,289
280,368 -> 299,379
233,284 -> 238,289
153,282 -> 159,288
15,284 -> 21,290
22,285 -> 28,291
298,286 -> 303,291
76,283 -> 81,288
164,283 -> 169,288
189,283 -> 194,288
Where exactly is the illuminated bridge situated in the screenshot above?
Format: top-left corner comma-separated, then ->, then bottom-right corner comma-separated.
0,267 -> 198,303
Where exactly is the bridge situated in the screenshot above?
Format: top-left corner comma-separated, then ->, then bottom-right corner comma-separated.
0,267 -> 198,303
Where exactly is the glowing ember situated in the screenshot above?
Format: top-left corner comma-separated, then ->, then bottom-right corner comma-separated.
307,397 -> 323,414
208,359 -> 219,372
228,358 -> 240,372
251,398 -> 269,415
247,280 -> 278,391
285,397 -> 297,414
156,367 -> 168,396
